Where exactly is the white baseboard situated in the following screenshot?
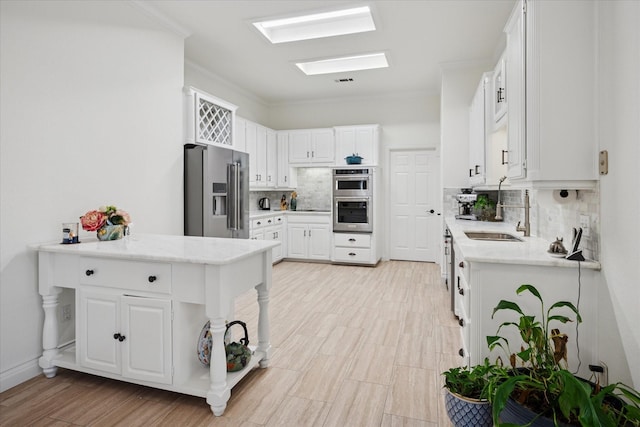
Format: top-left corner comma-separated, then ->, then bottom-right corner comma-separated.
0,358 -> 41,393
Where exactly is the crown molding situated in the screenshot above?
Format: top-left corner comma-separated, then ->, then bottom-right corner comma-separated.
129,1 -> 192,39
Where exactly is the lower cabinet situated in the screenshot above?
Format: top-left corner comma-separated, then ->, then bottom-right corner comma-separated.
286,215 -> 331,260
453,256 -> 599,379
332,232 -> 378,265
250,215 -> 285,263
79,289 -> 172,384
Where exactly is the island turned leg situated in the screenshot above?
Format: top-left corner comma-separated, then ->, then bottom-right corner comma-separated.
206,317 -> 230,416
39,293 -> 60,378
256,281 -> 271,368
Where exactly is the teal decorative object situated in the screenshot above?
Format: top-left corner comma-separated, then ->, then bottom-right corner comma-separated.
97,224 -> 126,241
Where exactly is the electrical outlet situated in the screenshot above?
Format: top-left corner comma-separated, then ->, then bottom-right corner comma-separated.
579,214 -> 590,237
62,304 -> 72,321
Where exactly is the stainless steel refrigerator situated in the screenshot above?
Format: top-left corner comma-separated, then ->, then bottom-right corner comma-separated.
184,143 -> 250,239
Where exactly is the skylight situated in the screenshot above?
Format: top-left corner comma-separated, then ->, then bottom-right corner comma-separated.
253,6 -> 375,44
296,53 -> 389,76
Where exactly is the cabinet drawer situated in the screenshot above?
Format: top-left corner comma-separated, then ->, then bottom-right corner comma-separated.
334,233 -> 371,248
80,257 -> 171,294
333,247 -> 371,263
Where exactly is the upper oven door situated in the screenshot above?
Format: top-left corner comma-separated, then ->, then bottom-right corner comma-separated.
333,175 -> 371,196
334,197 -> 372,232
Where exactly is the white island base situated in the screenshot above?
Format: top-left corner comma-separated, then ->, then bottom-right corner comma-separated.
35,234 -> 279,416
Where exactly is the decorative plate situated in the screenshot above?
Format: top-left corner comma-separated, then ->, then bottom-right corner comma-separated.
197,321 -> 212,366
547,250 -> 567,258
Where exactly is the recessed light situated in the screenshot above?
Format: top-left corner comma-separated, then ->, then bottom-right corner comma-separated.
253,6 -> 375,44
296,53 -> 389,76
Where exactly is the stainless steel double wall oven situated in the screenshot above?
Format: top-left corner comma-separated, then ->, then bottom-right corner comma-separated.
333,168 -> 373,233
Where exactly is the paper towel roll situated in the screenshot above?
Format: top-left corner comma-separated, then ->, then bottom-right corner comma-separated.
553,189 -> 577,204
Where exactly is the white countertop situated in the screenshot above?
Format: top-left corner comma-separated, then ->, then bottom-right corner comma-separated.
445,217 -> 600,270
250,210 -> 330,219
33,234 -> 280,265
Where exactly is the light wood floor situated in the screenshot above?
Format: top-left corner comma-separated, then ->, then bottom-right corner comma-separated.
0,261 -> 461,426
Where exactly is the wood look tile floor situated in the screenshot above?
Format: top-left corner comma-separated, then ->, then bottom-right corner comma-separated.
0,261 -> 461,426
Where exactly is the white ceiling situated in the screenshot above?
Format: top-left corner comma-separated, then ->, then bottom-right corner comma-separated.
146,0 -> 516,105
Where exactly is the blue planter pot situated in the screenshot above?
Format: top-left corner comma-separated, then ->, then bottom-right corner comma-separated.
444,390 -> 492,427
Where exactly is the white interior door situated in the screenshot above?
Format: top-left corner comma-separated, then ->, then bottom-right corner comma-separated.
389,150 -> 441,262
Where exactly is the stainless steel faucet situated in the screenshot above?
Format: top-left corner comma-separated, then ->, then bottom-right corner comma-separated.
495,183 -> 531,237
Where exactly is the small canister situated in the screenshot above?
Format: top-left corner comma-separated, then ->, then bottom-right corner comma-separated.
62,222 -> 79,244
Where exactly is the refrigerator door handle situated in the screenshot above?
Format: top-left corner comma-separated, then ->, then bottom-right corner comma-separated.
227,162 -> 241,231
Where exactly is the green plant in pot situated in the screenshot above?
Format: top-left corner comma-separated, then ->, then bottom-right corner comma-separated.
442,358 -> 504,427
487,284 -> 640,426
473,194 -> 496,221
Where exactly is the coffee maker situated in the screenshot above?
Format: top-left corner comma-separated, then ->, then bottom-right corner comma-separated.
455,190 -> 478,220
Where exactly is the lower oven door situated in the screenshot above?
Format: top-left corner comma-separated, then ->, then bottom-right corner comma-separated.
334,197 -> 372,232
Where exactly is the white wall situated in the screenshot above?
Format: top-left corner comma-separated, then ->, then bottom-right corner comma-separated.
440,62 -> 491,190
0,1 -> 185,391
597,0 -> 640,387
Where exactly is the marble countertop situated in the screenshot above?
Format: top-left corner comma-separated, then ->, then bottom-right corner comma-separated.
445,217 -> 600,270
250,210 -> 330,219
33,234 -> 280,265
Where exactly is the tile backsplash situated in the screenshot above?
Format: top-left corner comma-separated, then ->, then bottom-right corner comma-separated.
249,167 -> 332,212
443,186 -> 600,261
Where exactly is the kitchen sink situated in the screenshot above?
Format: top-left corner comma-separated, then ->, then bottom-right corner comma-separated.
464,231 -> 523,242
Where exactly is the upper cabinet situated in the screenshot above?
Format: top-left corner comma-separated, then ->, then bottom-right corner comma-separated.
492,54 -> 507,128
184,87 -> 237,148
276,132 -> 296,188
234,116 -> 247,152
504,0 -> 598,189
288,128 -> 335,165
334,125 -> 380,166
468,74 -> 491,186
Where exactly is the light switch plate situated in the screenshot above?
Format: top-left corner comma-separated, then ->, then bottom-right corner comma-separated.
579,214 -> 590,237
599,150 -> 608,175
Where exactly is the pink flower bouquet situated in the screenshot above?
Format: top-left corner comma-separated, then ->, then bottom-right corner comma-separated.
80,205 -> 131,231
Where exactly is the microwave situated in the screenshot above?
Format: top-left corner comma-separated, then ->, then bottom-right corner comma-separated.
333,168 -> 372,197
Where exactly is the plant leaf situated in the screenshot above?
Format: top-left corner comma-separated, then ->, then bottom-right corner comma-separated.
548,301 -> 583,323
516,284 -> 543,305
492,300 -> 524,319
547,315 -> 573,324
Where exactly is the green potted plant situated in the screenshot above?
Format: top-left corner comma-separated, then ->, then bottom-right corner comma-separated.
487,284 -> 640,426
442,358 -> 503,427
473,194 -> 496,221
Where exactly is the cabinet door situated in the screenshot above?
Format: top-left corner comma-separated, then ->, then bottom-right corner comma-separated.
287,224 -> 307,258
353,127 -> 376,165
335,128 -> 356,165
245,121 -> 259,186
308,224 -> 331,260
265,226 -> 283,262
79,290 -> 120,374
121,296 -> 172,384
505,3 -> 526,180
266,129 -> 278,188
288,130 -> 312,164
255,125 -> 268,187
493,56 -> 507,126
311,129 -> 335,163
277,132 -> 293,187
468,78 -> 486,185
234,117 -> 247,152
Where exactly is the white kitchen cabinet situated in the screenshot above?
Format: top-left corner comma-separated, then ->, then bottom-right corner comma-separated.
266,129 -> 277,188
504,0 -> 598,189
234,117 -> 247,152
492,54 -> 507,128
332,232 -> 378,265
468,74 -> 491,186
184,87 -> 237,148
451,246 -> 598,379
36,236 -> 277,417
334,125 -> 380,166
251,215 -> 285,263
286,214 -> 331,260
79,289 -> 172,384
288,128 -> 335,165
276,132 -> 296,188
